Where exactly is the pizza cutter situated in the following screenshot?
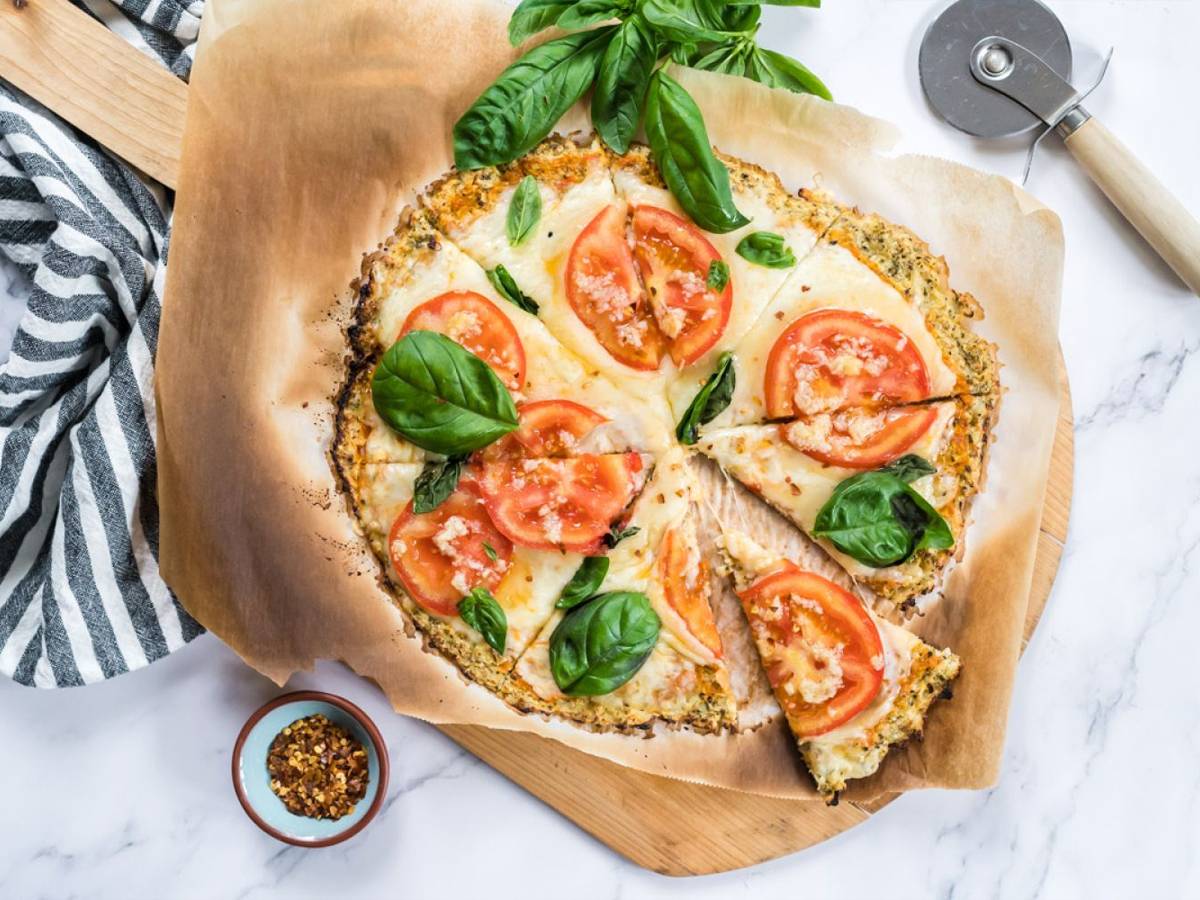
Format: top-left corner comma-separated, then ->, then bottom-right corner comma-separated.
919,0 -> 1200,295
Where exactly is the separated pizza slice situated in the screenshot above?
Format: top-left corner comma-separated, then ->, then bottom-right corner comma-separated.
700,237 -> 964,431
511,446 -> 736,732
334,207 -> 674,485
698,395 -> 992,613
610,145 -> 838,380
720,529 -> 960,799
423,136 -> 676,396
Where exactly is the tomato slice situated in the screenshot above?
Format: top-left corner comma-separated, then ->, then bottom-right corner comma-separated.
736,564 -> 884,739
479,400 -> 607,461
764,310 -> 930,418
477,453 -> 646,553
782,406 -> 938,469
659,526 -> 723,658
388,482 -> 513,617
630,206 -> 732,367
400,291 -> 526,391
565,204 -> 667,371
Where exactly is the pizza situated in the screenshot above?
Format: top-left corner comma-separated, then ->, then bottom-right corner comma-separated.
333,135 -> 999,797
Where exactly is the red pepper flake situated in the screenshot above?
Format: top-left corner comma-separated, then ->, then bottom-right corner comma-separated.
266,713 -> 369,820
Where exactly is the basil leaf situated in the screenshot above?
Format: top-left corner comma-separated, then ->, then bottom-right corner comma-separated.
641,0 -> 746,43
880,453 -> 936,484
557,0 -> 632,30
458,587 -> 508,654
736,231 -> 796,268
556,556 -> 610,609
549,591 -> 660,695
675,351 -> 735,444
603,524 -> 641,548
812,470 -> 954,568
487,264 -> 539,315
706,259 -> 730,291
483,542 -> 499,561
592,14 -> 658,154
412,455 -> 466,514
643,70 -> 749,233
506,175 -> 542,246
690,41 -> 751,76
727,0 -> 822,6
454,27 -> 616,170
508,0 -> 574,46
746,47 -> 831,100
371,330 -> 518,455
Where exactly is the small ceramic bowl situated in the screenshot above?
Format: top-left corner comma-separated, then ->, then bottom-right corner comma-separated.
232,691 -> 389,847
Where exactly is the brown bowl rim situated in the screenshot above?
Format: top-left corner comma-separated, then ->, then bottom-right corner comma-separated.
231,690 -> 390,848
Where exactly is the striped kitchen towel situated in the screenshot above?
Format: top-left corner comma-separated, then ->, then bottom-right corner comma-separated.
0,0 -> 206,687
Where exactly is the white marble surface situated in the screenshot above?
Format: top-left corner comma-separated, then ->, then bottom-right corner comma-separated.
3,1 -> 1199,896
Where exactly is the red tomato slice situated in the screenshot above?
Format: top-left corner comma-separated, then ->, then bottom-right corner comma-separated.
479,400 -> 607,461
388,482 -> 513,617
764,310 -> 930,418
736,564 -> 884,739
400,291 -> 526,390
565,204 -> 667,371
477,453 -> 645,553
659,526 -> 723,658
782,406 -> 938,469
631,205 -> 731,367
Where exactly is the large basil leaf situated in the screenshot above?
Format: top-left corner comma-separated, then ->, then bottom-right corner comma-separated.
506,175 -> 542,246
549,591 -> 660,695
746,47 -> 831,100
736,230 -> 796,268
508,0 -> 575,46
371,330 -> 519,455
557,0 -> 632,30
458,588 -> 508,654
880,453 -> 936,484
812,470 -> 954,568
592,14 -> 659,154
643,70 -> 749,233
641,0 -> 747,43
675,351 -> 735,444
487,264 -> 539,315
556,556 -> 611,609
412,455 -> 466,514
454,27 -> 616,170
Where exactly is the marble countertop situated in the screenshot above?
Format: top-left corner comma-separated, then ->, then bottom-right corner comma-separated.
2,1 -> 1198,896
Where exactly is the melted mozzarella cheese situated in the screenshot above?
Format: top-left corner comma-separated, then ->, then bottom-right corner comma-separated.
703,241 -> 960,430
698,402 -> 956,576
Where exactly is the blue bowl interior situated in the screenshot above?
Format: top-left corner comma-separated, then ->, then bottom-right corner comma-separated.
236,699 -> 382,843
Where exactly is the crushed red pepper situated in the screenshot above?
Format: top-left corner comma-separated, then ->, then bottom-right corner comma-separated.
266,713 -> 369,820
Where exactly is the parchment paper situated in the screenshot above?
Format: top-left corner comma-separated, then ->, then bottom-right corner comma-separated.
159,0 -> 1064,801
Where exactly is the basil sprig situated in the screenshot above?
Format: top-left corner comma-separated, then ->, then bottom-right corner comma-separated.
412,455 -> 467,514
454,26 -> 616,170
459,587 -> 508,654
487,264 -> 539,315
812,456 -> 953,568
706,259 -> 730,292
675,351 -> 735,444
603,524 -> 641,548
556,556 -> 611,609
549,591 -> 661,695
459,0 -> 827,234
506,175 -> 542,246
736,231 -> 796,268
371,330 -> 518,455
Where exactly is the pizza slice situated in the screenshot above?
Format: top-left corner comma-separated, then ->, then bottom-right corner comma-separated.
720,529 -> 960,799
610,145 -> 838,379
511,446 -> 736,732
698,395 -> 991,613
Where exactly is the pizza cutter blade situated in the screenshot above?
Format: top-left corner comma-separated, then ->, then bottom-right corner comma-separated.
918,0 -> 1200,296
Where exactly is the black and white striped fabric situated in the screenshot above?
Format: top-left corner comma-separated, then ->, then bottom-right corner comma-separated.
0,0 -> 206,687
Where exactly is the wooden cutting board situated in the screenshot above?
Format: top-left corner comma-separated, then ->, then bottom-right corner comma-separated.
0,0 -> 1074,875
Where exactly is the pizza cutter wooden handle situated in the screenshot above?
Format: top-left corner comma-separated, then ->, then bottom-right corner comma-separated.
1063,117 -> 1200,296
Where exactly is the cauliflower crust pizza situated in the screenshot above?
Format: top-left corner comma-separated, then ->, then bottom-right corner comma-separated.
332,135 -> 999,799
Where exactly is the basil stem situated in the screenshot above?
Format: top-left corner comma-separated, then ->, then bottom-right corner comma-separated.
549,591 -> 660,695
675,351 -> 735,444
592,14 -> 659,154
506,175 -> 542,246
643,70 -> 749,233
412,455 -> 466,514
454,27 -> 616,170
487,264 -> 539,315
556,556 -> 611,609
458,587 -> 508,654
371,330 -> 518,455
736,231 -> 796,268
